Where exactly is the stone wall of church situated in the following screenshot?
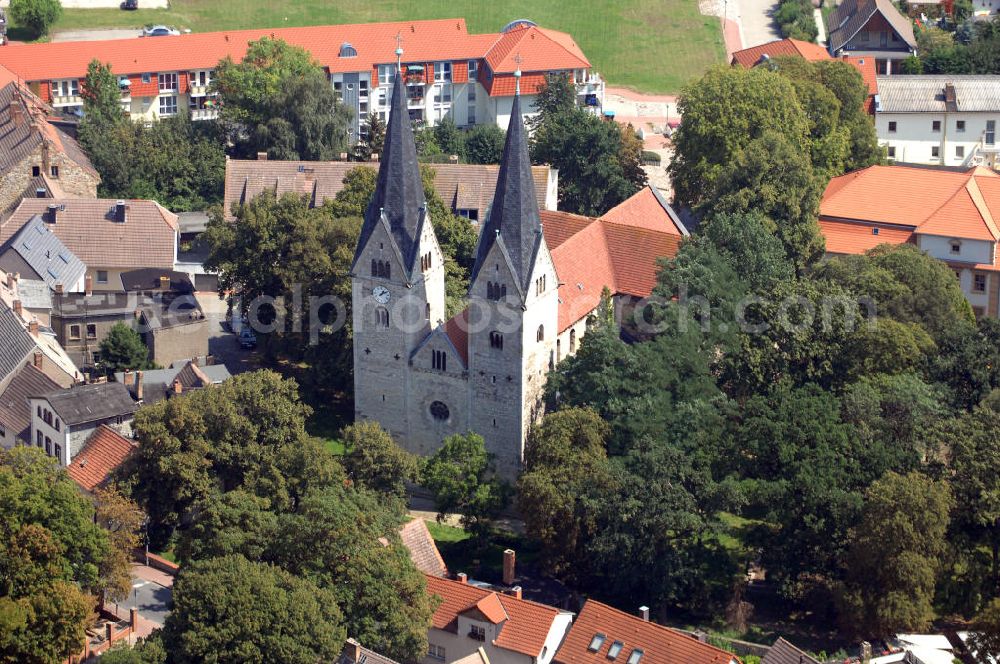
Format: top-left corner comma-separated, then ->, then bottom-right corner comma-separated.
407,335 -> 470,457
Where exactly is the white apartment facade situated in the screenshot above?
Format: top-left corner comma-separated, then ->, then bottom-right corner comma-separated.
876,75 -> 1000,168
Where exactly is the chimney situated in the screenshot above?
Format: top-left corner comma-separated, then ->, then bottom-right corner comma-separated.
9,101 -> 23,127
12,299 -> 22,317
511,586 -> 522,600
33,351 -> 43,369
457,572 -> 468,584
123,369 -> 134,394
502,549 -> 516,586
339,152 -> 349,161
28,320 -> 38,337
347,639 -> 362,664
54,283 -> 63,295
860,642 -> 873,664
135,371 -> 144,401
639,606 -> 650,622
370,152 -> 380,162
130,608 -> 138,631
5,272 -> 15,289
159,275 -> 171,291
85,275 -> 93,296
172,378 -> 183,395
449,154 -> 459,164
45,203 -> 59,223
256,151 -> 268,161
115,200 -> 128,223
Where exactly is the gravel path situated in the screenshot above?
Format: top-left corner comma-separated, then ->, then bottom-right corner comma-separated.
51,28 -> 144,42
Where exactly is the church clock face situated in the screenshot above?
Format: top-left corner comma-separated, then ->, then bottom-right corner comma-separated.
372,286 -> 391,304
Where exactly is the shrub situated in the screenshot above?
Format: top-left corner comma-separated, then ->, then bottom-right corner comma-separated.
9,0 -> 62,38
641,150 -> 662,165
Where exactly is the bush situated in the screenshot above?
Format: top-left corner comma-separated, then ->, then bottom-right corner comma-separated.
464,124 -> 505,164
641,150 -> 662,165
9,0 -> 62,37
776,0 -> 818,41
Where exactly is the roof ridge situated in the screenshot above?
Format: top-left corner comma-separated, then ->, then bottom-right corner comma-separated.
965,176 -> 1000,240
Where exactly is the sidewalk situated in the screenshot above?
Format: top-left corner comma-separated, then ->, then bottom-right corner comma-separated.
131,562 -> 175,588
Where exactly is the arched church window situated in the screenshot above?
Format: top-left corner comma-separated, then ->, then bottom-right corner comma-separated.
490,331 -> 503,349
432,350 -> 447,371
536,324 -> 544,342
430,401 -> 450,421
487,281 -> 495,299
371,259 -> 378,277
569,328 -> 577,353
375,306 -> 389,327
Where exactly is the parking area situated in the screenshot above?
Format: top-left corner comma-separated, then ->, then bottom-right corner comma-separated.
196,292 -> 261,375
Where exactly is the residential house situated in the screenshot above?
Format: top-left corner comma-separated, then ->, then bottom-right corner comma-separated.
0,199 -> 179,293
553,600 -> 740,664
65,424 -> 136,493
875,75 -> 1000,168
0,76 -> 99,219
819,164 -> 1000,317
826,0 -> 917,74
0,215 -> 87,293
424,574 -> 573,664
51,290 -> 208,369
27,381 -> 137,467
0,19 -> 603,141
761,638 -> 820,664
338,639 -> 403,664
350,71 -> 684,478
730,38 -> 879,113
115,360 -> 232,405
399,519 -> 449,577
223,156 -> 558,223
0,363 -> 60,449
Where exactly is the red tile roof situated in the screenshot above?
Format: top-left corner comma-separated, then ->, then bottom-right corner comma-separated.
820,165 -> 1000,242
443,307 -> 470,366
540,210 -> 594,248
0,63 -> 18,88
729,38 -> 831,67
472,593 -> 509,624
554,600 -> 738,664
819,219 -> 914,254
0,20 -> 590,98
425,575 -> 565,658
66,425 -> 135,492
600,186 -> 686,235
399,519 -> 448,578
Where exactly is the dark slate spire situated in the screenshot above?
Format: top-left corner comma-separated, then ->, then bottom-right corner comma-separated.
470,81 -> 543,291
352,68 -> 427,275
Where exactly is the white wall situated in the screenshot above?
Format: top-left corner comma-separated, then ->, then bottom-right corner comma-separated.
28,397 -> 70,466
877,111 -> 999,166
917,234 -> 995,265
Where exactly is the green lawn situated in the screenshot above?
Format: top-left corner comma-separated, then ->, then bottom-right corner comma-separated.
48,0 -> 724,93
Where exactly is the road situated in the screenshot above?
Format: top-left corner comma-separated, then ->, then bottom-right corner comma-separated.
114,577 -> 172,626
737,0 -> 782,48
196,292 -> 260,375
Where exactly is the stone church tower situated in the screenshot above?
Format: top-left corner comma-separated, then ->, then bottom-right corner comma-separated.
351,63 -> 556,478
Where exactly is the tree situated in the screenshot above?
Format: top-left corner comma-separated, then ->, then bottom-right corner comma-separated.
422,433 -> 510,538
100,636 -> 168,664
836,472 -> 952,637
93,487 -> 144,604
433,117 -> 465,158
463,124 -> 505,164
341,420 -> 419,503
899,56 -> 924,74
213,37 -> 351,159
354,113 -> 386,162
969,598 -> 1000,660
8,0 -> 61,38
526,72 -> 577,131
98,322 -> 151,373
81,60 -> 126,127
162,555 -> 346,664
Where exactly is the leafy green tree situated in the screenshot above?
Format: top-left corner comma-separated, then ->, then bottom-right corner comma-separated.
327,165 -> 377,218
969,598 -> 1000,660
433,117 -> 465,158
354,113 -> 386,162
899,55 -> 924,74
526,72 -> 577,131
99,636 -> 168,664
8,0 -> 61,37
162,554 -> 346,664
213,37 -> 351,159
341,420 -> 419,502
81,60 -> 126,127
93,487 -> 144,604
836,472 -> 952,637
422,433 -> 510,538
98,322 -> 151,373
463,124 -> 505,164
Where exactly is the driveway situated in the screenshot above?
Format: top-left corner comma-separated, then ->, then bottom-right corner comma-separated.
738,0 -> 783,48
110,565 -> 174,627
196,292 -> 260,375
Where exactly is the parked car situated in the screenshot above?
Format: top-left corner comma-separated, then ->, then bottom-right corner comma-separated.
238,328 -> 257,349
120,0 -> 138,9
141,25 -> 180,36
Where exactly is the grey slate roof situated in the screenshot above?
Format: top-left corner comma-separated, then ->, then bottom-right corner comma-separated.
38,381 -> 137,426
828,0 -> 916,53
353,70 -> 427,277
470,92 -> 544,292
114,361 -> 231,404
876,75 -> 1000,112
0,363 -> 59,441
0,216 -> 87,290
0,302 -> 36,383
762,638 -> 821,664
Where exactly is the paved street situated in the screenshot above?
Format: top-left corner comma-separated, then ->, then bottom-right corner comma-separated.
739,0 -> 782,48
195,292 -> 260,375
112,565 -> 174,627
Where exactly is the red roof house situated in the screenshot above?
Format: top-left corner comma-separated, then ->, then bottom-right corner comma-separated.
65,424 -> 136,492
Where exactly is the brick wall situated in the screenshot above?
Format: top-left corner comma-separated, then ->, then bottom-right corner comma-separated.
0,142 -> 99,218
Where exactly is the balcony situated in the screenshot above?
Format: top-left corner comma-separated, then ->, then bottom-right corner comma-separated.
189,84 -> 212,96
574,73 -> 604,96
190,108 -> 219,121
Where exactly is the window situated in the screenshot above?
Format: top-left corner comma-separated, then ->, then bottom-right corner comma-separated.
887,146 -> 896,159
931,145 -> 940,159
535,274 -> 546,295
974,273 -> 987,293
490,331 -> 503,349
86,324 -> 97,339
54,418 -> 60,432
141,73 -> 152,84
54,444 -> 61,461
428,645 -> 446,661
435,61 -> 452,82
988,120 -> 996,145
458,209 -> 479,221
69,325 -> 81,340
429,400 -> 449,420
45,436 -> 51,455
468,60 -> 478,80
860,31 -> 870,41
957,145 -> 965,159
974,305 -> 986,318
570,328 -> 577,352
888,121 -> 897,133
379,65 -> 395,85
36,405 -> 41,418
97,270 -> 109,284
190,70 -> 211,87
957,120 -> 966,132
932,120 -> 941,132
421,252 -> 433,271
468,104 -> 476,126
951,240 -> 962,255
50,165 -> 59,178
536,324 -> 545,342
36,430 -> 42,446
52,79 -> 79,97
588,634 -> 607,652
333,81 -> 343,102
607,642 -> 624,660
486,281 -> 507,301
158,73 -> 178,92
372,260 -> 391,279
432,350 -> 447,371
159,95 -> 178,116
375,306 -> 389,328
469,624 -> 486,641
627,650 -> 644,664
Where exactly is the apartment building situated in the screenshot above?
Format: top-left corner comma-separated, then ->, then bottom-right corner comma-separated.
0,18 -> 603,142
876,75 -> 1000,169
